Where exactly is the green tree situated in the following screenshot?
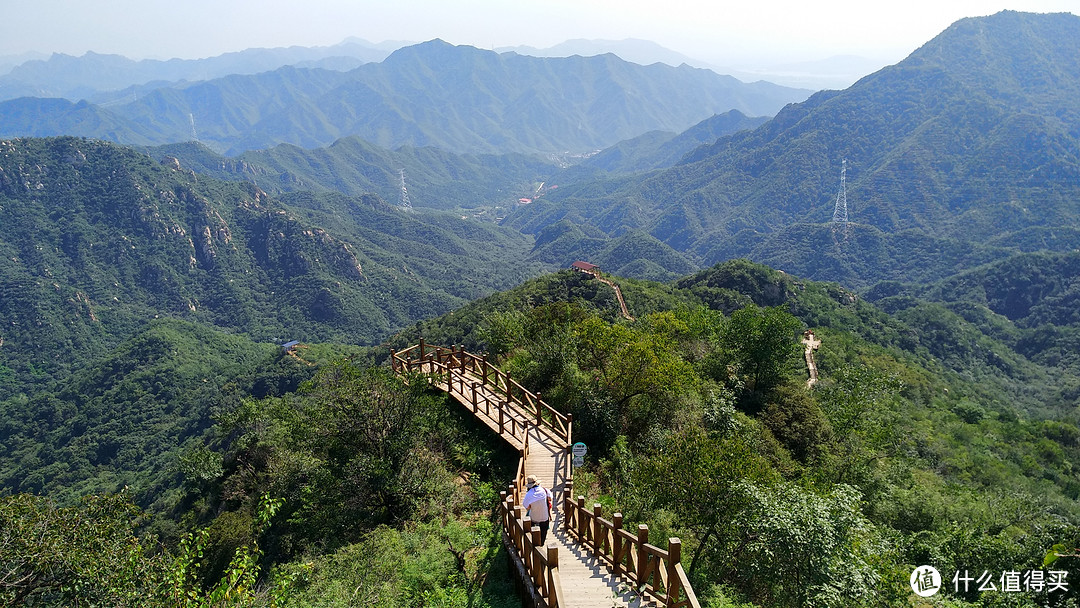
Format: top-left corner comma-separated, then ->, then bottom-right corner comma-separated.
638,426 -> 774,578
0,491 -> 161,606
718,304 -> 802,399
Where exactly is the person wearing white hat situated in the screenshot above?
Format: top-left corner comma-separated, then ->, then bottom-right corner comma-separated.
522,474 -> 554,544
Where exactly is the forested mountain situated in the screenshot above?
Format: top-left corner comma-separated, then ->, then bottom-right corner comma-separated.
0,40 -> 811,155
561,110 -> 770,178
148,137 -> 559,211
5,10 -> 1080,608
143,110 -> 766,215
0,137 -> 548,397
505,10 -> 1080,287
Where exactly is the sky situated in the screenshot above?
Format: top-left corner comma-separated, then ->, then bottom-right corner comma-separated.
2,0 -> 1078,71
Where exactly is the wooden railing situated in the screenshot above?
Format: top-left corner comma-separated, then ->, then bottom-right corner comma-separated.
390,340 -> 698,608
391,340 -> 571,446
561,495 -> 700,608
500,490 -> 564,607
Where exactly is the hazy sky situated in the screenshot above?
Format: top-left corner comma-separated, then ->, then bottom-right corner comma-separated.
2,0 -> 1078,69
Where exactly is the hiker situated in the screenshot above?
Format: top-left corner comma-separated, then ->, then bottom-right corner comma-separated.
523,474 -> 554,544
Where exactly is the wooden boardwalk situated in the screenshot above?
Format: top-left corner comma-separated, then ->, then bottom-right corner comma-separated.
525,426 -> 645,607
391,342 -> 697,608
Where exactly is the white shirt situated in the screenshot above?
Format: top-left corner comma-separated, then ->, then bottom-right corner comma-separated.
523,485 -> 552,523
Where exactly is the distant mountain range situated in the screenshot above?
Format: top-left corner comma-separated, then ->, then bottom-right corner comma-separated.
0,37 -> 876,104
505,10 -> 1080,288
0,40 -> 394,101
499,39 -> 885,89
145,109 -> 766,213
0,40 -> 810,155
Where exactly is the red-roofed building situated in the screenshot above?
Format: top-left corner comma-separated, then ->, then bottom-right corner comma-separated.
570,261 -> 600,274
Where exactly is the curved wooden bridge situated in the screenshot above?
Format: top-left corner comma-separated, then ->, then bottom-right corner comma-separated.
391,341 -> 700,608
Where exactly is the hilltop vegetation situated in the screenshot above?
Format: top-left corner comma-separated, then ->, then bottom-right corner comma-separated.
5,250 -> 1080,606
396,260 -> 1080,606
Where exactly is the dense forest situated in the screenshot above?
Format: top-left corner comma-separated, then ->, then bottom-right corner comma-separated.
6,259 -> 1080,607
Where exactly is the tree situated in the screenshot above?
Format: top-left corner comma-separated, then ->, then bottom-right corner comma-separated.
718,304 -> 802,398
0,491 -> 160,607
638,426 -> 773,579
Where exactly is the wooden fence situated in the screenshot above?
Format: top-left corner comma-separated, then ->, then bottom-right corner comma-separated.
390,340 -> 699,608
560,494 -> 699,608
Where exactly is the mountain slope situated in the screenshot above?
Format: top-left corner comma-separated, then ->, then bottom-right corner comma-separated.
0,137 -> 547,395
563,110 -> 770,178
504,11 -> 1080,287
149,136 -> 558,211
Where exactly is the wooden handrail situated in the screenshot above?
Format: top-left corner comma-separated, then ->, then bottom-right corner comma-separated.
391,343 -> 569,445
500,491 -> 565,607
391,341 -> 698,608
561,495 -> 701,608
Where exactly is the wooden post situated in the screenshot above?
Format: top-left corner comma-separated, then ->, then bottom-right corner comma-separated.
613,513 -> 624,578
636,525 -> 649,586
389,348 -> 397,373
459,345 -> 466,373
536,392 -> 543,428
498,491 -> 506,531
546,545 -> 559,605
563,477 -> 573,531
498,402 -> 505,435
522,517 -> 533,572
531,528 -> 543,588
506,373 -> 512,402
566,412 -> 573,445
593,503 -> 603,553
515,505 -> 525,547
419,338 -> 425,364
666,538 -> 682,607
504,494 -> 514,538
471,382 -> 478,412
577,496 -> 587,539
482,354 -> 488,385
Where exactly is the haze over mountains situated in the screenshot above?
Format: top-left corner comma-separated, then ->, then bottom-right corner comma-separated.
0,39 -> 809,156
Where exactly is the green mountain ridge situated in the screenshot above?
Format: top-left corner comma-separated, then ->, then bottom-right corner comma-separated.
504,10 -> 1080,288
148,137 -> 558,212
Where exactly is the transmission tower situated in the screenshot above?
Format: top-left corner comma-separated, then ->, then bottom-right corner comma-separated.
832,158 -> 848,224
399,168 -> 413,211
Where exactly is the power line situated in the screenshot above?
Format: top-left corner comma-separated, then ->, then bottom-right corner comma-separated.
399,168 -> 413,211
832,158 -> 848,224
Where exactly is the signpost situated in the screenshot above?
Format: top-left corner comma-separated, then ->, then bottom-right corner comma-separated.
572,442 -> 587,468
